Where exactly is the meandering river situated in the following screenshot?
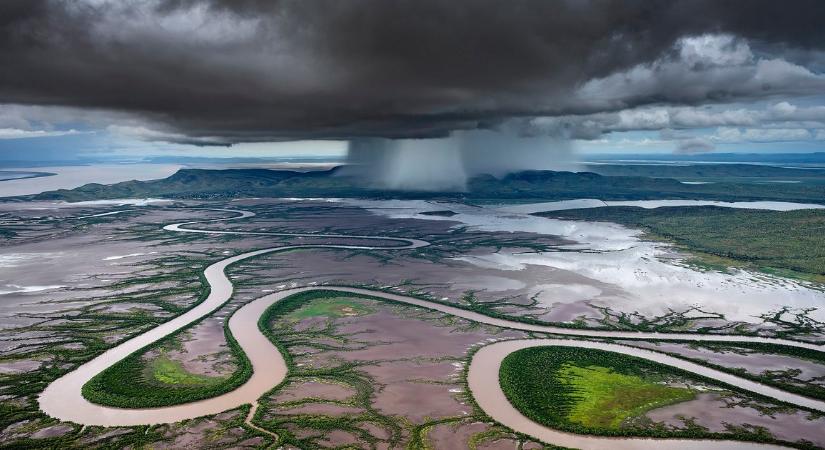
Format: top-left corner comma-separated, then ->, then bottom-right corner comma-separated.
38,207 -> 825,449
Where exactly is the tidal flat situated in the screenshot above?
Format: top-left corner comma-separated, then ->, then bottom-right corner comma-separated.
347,198 -> 825,336
0,197 -> 823,448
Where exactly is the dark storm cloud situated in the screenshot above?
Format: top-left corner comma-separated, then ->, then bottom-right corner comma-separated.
674,137 -> 716,154
1,0 -> 824,142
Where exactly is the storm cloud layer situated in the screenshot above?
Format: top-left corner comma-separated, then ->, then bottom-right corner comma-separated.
1,0 -> 824,143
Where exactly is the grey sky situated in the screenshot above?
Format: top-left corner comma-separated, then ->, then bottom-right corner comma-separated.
0,0 -> 824,157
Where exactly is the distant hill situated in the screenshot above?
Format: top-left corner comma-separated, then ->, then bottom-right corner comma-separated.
587,152 -> 825,165
584,163 -> 825,179
14,166 -> 825,203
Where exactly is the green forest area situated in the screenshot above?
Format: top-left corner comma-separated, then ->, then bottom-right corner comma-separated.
535,206 -> 825,282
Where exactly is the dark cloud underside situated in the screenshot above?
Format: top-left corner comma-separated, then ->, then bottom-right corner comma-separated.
1,0 -> 824,142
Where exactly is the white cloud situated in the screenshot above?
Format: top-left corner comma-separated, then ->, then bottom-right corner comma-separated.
575,34 -> 825,110
669,108 -> 759,127
0,128 -> 83,140
106,125 -> 229,146
677,34 -> 753,67
714,127 -> 813,143
769,101 -> 825,121
530,100 -> 825,146
616,109 -> 671,129
76,0 -> 261,45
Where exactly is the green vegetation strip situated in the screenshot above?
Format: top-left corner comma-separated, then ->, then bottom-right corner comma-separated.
253,290 -> 405,448
500,347 -> 694,434
81,260 -> 255,408
81,315 -> 252,408
638,340 -> 825,401
80,290 -> 375,409
82,280 -> 825,412
556,363 -> 693,428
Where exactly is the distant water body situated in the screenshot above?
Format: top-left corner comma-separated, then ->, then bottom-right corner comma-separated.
498,199 -> 825,214
0,164 -> 182,197
0,171 -> 55,182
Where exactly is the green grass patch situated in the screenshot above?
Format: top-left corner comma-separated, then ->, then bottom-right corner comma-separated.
556,364 -> 694,428
498,345 -> 823,448
82,323 -> 251,408
500,346 -> 735,440
148,354 -> 225,386
285,297 -> 375,321
81,291 -> 252,408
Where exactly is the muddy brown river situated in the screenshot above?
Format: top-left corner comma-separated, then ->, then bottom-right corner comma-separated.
37,208 -> 825,449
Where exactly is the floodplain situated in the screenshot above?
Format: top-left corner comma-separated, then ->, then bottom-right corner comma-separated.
0,197 -> 824,449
